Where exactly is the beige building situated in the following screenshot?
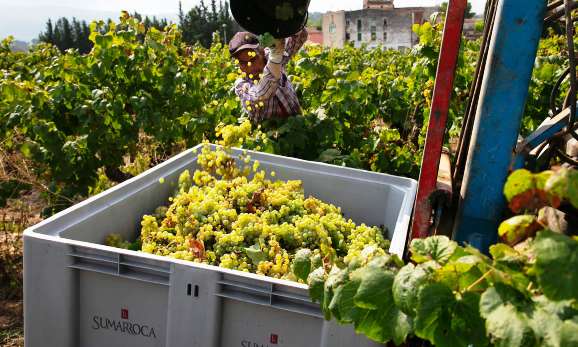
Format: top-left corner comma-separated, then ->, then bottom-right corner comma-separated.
323,0 -> 438,50
364,0 -> 394,10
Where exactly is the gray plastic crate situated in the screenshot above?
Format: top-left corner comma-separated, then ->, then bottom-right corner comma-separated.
23,144 -> 417,347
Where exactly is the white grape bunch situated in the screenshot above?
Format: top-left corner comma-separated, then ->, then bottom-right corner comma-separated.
110,142 -> 390,282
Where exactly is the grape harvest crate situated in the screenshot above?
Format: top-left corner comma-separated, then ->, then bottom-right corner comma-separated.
23,144 -> 417,347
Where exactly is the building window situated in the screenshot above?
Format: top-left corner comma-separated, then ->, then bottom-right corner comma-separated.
370,25 -> 377,41
346,20 -> 350,29
329,22 -> 336,33
383,32 -> 387,41
357,19 -> 362,31
346,32 -> 351,41
383,18 -> 388,29
357,32 -> 362,41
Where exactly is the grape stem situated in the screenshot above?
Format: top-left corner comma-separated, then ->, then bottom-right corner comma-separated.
464,269 -> 494,293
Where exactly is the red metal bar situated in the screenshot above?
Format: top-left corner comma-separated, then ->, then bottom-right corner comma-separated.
410,0 -> 467,241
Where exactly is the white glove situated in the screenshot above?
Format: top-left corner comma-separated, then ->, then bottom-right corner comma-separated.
269,39 -> 286,64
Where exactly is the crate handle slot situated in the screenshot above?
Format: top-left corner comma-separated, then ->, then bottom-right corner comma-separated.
186,284 -> 200,297
69,246 -> 170,286
217,280 -> 323,318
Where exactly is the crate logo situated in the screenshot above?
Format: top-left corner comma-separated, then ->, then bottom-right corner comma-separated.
241,334 -> 279,347
270,334 -> 278,344
92,309 -> 157,339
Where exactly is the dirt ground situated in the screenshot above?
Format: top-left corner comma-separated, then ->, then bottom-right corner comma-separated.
0,300 -> 23,347
0,189 -> 43,347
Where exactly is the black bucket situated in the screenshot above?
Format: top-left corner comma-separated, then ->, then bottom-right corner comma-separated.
230,0 -> 311,38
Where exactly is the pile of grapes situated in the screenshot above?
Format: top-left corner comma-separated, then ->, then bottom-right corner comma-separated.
107,144 -> 390,282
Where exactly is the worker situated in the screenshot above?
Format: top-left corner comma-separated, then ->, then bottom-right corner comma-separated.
228,29 -> 308,122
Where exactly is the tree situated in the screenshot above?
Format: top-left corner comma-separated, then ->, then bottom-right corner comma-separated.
307,12 -> 323,31
41,19 -> 55,43
178,0 -> 238,47
440,2 -> 475,18
60,18 -> 74,50
72,19 -> 91,54
39,17 -> 91,53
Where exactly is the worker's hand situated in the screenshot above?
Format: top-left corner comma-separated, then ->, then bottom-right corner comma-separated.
269,39 -> 286,65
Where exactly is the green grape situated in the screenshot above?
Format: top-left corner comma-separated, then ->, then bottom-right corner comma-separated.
259,33 -> 276,47
107,144 -> 393,282
104,233 -> 131,249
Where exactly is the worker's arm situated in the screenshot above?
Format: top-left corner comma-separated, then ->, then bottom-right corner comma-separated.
282,28 -> 309,65
266,39 -> 285,79
251,29 -> 306,92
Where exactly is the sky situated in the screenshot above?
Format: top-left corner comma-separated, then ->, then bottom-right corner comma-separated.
0,0 -> 487,42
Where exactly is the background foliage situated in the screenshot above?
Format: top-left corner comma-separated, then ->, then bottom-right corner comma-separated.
0,14 -> 566,212
37,1 -> 238,54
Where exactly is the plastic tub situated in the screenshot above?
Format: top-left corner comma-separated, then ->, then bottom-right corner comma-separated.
24,144 -> 417,347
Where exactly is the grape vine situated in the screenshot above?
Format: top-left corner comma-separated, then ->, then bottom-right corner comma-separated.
1,14 -> 566,211
307,168 -> 578,347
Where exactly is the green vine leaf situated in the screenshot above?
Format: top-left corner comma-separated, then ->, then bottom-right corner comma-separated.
328,277 -> 361,323
560,319 -> 578,347
435,255 -> 489,293
498,215 -> 541,246
292,248 -> 312,281
530,296 -> 578,347
410,236 -> 457,264
545,168 -> 578,209
534,230 -> 578,301
489,243 -> 534,294
504,169 -> 556,213
350,266 -> 412,345
258,33 -> 276,47
353,266 -> 393,309
322,266 -> 351,320
307,267 -> 326,303
393,263 -> 430,316
490,243 -> 526,266
317,148 -> 343,163
244,244 -> 267,264
480,284 -> 537,347
415,283 -> 488,347
504,169 -> 536,202
481,284 -> 578,347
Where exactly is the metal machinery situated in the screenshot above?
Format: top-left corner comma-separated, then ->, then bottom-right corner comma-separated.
411,0 -> 578,252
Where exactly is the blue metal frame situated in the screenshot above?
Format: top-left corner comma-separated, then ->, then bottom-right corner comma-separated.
513,107 -> 573,169
453,0 -> 546,252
